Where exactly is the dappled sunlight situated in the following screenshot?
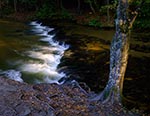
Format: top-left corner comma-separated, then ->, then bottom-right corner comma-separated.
0,20 -> 11,24
80,42 -> 109,51
0,40 -> 6,47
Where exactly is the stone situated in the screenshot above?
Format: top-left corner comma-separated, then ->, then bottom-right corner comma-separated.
0,77 -> 142,116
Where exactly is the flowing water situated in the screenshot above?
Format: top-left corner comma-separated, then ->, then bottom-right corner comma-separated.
0,19 -> 150,113
0,19 -> 69,84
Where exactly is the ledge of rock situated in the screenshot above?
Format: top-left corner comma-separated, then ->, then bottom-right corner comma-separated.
0,77 -> 140,116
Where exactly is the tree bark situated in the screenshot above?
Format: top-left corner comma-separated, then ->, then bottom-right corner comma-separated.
0,0 -> 2,17
77,0 -> 81,14
56,0 -> 62,11
88,0 -> 96,14
60,0 -> 63,9
14,0 -> 17,13
0,0 -> 2,10
106,0 -> 110,23
93,0 -> 130,104
93,0 -> 99,11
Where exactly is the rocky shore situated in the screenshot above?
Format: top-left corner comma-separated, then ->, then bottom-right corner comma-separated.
0,77 -> 141,116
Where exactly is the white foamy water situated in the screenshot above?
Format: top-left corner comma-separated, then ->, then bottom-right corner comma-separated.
19,21 -> 69,84
0,69 -> 23,82
1,21 -> 69,84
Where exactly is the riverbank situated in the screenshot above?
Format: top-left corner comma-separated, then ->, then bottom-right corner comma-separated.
0,77 -> 141,116
39,19 -> 150,113
0,16 -> 149,115
3,12 -> 36,22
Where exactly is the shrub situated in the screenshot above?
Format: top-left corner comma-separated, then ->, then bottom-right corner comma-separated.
88,19 -> 102,28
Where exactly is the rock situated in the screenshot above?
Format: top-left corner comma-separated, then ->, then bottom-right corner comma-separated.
15,103 -> 31,116
0,77 -> 142,116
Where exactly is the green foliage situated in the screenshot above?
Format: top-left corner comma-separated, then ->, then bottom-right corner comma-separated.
0,6 -> 12,17
36,3 -> 72,20
36,4 -> 53,19
59,8 -> 73,19
130,1 -> 150,29
129,0 -> 150,4
133,19 -> 150,29
0,0 -> 12,16
84,0 -> 94,4
100,0 -> 117,14
88,19 -> 101,28
138,3 -> 150,18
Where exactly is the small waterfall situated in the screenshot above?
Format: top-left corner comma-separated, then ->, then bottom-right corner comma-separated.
20,21 -> 69,84
1,21 -> 69,84
0,70 -> 23,82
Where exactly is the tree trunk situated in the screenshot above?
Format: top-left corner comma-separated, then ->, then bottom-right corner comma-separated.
0,0 -> 2,10
93,0 -> 130,104
107,0 -> 110,23
89,0 -> 96,14
60,0 -> 63,9
0,0 -> 2,17
14,0 -> 17,12
56,0 -> 61,11
77,0 -> 81,14
93,0 -> 99,11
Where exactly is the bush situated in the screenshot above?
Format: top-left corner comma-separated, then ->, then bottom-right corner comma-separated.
60,9 -> 73,19
0,6 -> 12,17
131,1 -> 150,29
36,4 -> 55,19
36,4 -> 73,20
88,19 -> 102,28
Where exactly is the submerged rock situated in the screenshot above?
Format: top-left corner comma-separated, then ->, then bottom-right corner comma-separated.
0,77 -> 141,116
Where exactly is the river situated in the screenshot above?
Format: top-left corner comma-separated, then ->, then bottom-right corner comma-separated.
0,19 -> 69,84
0,19 -> 150,113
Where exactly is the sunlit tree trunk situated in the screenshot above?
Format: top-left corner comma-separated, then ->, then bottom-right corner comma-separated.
93,0 -> 130,104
